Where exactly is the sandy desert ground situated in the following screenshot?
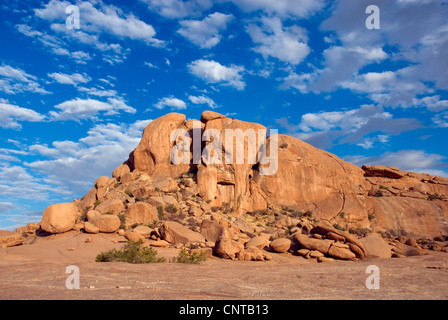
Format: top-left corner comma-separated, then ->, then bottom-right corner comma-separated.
0,231 -> 447,300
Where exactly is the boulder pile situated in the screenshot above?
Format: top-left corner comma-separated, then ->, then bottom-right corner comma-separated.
3,110 -> 448,262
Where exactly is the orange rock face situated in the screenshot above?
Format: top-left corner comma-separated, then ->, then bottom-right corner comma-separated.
74,110 -> 448,239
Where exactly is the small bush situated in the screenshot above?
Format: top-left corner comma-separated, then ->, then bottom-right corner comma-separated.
339,212 -> 345,219
165,204 -> 178,214
349,227 -> 371,237
374,190 -> 383,197
124,189 -> 133,197
333,223 -> 346,231
105,211 -> 114,215
279,143 -> 288,149
428,194 -> 443,201
368,213 -> 376,221
118,214 -> 126,224
171,249 -> 207,264
95,240 -> 166,264
94,200 -> 102,208
135,196 -> 147,202
303,210 -> 313,218
157,206 -> 164,219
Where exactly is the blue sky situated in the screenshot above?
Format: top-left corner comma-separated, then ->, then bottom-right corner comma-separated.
1,0 -> 448,230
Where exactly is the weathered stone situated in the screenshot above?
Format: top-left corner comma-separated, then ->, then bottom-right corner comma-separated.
269,238 -> 292,253
86,210 -> 101,221
112,163 -> 131,179
41,202 -> 79,234
294,236 -> 334,255
95,176 -> 110,189
200,219 -> 225,243
133,225 -> 153,238
124,231 -> 146,243
327,232 -> 345,242
245,236 -> 268,249
214,236 -> 244,260
95,199 -> 125,215
84,221 -> 99,234
359,234 -> 392,258
327,244 -> 356,260
91,215 -> 121,233
160,221 -> 206,244
150,239 -> 170,247
0,230 -> 24,248
124,202 -> 158,226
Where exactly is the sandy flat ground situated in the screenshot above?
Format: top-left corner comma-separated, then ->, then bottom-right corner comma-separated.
0,231 -> 447,300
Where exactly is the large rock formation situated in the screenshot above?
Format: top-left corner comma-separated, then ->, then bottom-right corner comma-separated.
7,110 -> 447,261
113,110 -> 448,239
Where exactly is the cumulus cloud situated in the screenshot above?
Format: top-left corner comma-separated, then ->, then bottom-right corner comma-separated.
247,16 -> 310,65
35,0 -> 163,46
277,104 -> 422,149
49,98 -> 136,121
154,96 -> 187,110
140,0 -> 213,18
25,120 -> 152,193
177,12 -> 233,49
0,63 -> 49,94
0,103 -> 45,129
188,59 -> 245,90
188,95 -> 218,109
229,0 -> 325,18
47,72 -> 91,86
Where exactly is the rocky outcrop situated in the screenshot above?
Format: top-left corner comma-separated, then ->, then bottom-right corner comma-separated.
10,110 -> 445,260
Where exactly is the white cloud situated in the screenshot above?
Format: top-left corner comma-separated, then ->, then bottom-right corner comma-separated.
277,104 -> 422,149
0,103 -> 45,129
140,0 -> 213,18
432,111 -> 448,128
247,16 -> 310,65
0,202 -> 14,213
188,59 -> 245,90
25,120 -> 152,193
177,12 -> 233,49
144,61 -> 159,69
77,87 -> 118,97
35,0 -> 163,46
47,72 -> 91,86
49,98 -> 136,121
16,24 -> 93,64
154,96 -> 187,110
229,0 -> 325,18
0,63 -> 49,94
188,95 -> 218,109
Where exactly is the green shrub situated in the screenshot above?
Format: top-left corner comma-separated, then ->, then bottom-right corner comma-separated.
349,227 -> 371,237
95,240 -> 166,264
135,196 -> 147,202
165,204 -> 178,214
171,249 -> 207,264
333,223 -> 346,231
124,189 -> 133,197
105,211 -> 114,215
94,200 -> 102,208
303,210 -> 313,218
339,211 -> 345,219
157,206 -> 164,219
368,213 -> 376,221
428,194 -> 443,201
374,190 -> 383,197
